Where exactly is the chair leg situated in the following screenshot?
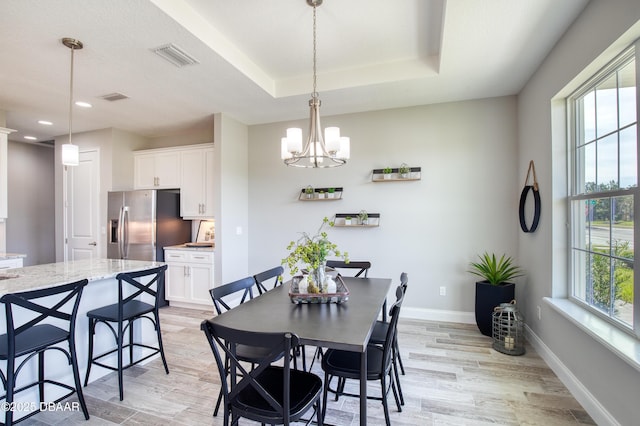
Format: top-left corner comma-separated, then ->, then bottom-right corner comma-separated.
389,371 -> 402,413
128,319 -> 134,366
5,358 -> 15,426
380,375 -> 391,426
322,372 -> 330,421
69,339 -> 90,419
38,351 -> 45,403
117,321 -> 124,401
154,310 -> 170,374
84,318 -> 95,386
316,395 -> 323,426
392,343 -> 404,405
395,338 -> 405,375
213,387 -> 223,417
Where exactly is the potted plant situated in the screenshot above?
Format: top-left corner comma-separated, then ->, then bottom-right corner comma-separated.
282,217 -> 349,293
382,167 -> 393,179
317,190 -> 325,199
304,185 -> 314,199
344,216 -> 352,225
398,163 -> 410,178
468,252 -> 524,337
358,210 -> 368,225
327,187 -> 336,199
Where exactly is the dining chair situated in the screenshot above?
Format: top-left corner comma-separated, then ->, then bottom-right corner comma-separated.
369,272 -> 408,405
321,285 -> 404,426
201,320 -> 323,426
253,265 -> 284,295
84,265 -> 169,401
325,260 -> 371,277
0,279 -> 90,425
210,276 -> 286,417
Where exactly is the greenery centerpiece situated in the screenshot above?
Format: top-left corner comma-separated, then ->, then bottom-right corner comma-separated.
282,217 -> 349,293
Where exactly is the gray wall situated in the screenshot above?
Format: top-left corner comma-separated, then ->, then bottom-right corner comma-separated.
518,0 -> 640,424
248,96 -> 519,320
6,141 -> 55,265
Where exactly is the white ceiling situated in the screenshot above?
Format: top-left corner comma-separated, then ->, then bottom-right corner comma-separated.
0,0 -> 588,143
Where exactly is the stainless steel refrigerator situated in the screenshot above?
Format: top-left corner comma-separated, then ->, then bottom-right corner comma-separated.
107,189 -> 191,262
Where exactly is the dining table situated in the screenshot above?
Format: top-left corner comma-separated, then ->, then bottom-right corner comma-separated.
205,275 -> 393,426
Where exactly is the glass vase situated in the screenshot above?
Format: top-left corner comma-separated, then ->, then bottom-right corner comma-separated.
308,262 -> 326,293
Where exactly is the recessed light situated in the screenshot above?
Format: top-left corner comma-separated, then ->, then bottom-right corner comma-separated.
24,136 -> 37,140
38,120 -> 53,126
75,101 -> 92,108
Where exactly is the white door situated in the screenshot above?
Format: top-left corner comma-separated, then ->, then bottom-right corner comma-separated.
66,150 -> 100,261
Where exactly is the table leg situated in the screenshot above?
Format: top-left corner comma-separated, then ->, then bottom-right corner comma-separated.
360,349 -> 367,425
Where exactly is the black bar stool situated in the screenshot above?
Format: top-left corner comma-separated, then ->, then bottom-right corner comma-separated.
0,279 -> 90,425
84,265 -> 169,401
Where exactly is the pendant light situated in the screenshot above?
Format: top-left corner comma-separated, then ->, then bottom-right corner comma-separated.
61,37 -> 83,167
281,0 -> 350,168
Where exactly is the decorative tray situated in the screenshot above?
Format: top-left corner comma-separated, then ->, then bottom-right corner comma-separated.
289,274 -> 349,304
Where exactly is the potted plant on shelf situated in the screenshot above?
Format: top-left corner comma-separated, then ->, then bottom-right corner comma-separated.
327,187 -> 336,199
304,185 -> 314,199
358,210 -> 368,225
382,167 -> 393,179
398,163 -> 410,179
282,217 -> 349,293
317,190 -> 325,199
469,252 -> 524,336
344,216 -> 352,225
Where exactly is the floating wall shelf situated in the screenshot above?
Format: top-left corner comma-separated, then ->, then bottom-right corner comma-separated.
372,167 -> 421,182
299,187 -> 343,201
333,213 -> 380,227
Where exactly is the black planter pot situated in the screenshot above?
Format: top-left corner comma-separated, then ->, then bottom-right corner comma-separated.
475,281 -> 515,337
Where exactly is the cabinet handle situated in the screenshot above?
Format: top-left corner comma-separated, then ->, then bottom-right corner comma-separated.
193,256 -> 206,260
184,266 -> 190,277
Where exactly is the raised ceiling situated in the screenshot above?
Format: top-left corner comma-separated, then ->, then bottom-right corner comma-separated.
0,0 -> 588,142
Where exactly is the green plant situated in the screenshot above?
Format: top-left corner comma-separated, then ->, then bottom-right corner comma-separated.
282,217 -> 349,275
398,164 -> 410,174
468,252 -> 523,285
328,187 -> 335,194
345,216 -> 351,220
304,186 -> 314,194
358,210 -> 368,224
382,167 -> 393,175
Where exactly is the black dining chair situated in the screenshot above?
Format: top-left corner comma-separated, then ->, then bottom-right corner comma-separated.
84,265 -> 169,401
369,272 -> 408,405
209,276 -> 278,417
0,279 -> 90,425
321,285 -> 404,426
253,265 -> 284,295
201,320 -> 323,426
325,260 -> 371,278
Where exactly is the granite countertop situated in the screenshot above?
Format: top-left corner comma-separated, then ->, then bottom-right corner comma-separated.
0,258 -> 164,295
164,244 -> 214,252
0,253 -> 27,261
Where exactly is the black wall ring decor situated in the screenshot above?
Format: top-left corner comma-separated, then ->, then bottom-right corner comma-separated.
520,161 -> 541,233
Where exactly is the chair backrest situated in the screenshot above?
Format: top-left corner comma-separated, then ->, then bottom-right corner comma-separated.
0,279 -> 88,357
326,260 -> 371,277
253,266 -> 284,295
210,276 -> 256,315
381,285 -> 405,374
116,265 -> 168,311
201,320 -> 297,423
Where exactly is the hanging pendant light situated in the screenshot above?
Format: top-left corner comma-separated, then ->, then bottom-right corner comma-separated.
281,0 -> 350,168
61,37 -> 83,167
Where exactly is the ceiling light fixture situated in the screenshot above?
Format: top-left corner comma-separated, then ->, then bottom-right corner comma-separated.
38,120 -> 53,126
75,101 -> 92,108
24,136 -> 37,141
281,0 -> 350,168
61,37 -> 83,167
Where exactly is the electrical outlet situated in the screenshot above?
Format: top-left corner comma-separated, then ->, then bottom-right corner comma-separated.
537,305 -> 541,320
439,286 -> 446,296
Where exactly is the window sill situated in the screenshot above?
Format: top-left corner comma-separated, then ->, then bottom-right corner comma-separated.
544,297 -> 640,373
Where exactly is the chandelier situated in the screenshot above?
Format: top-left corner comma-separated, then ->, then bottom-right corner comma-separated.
61,37 -> 83,167
281,0 -> 350,168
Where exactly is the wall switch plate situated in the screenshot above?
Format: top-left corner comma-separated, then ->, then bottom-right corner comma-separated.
439,286 -> 446,296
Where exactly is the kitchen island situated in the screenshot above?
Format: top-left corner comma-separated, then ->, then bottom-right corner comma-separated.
0,258 -> 166,394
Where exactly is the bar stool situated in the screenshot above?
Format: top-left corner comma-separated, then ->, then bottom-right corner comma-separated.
0,279 -> 90,425
84,265 -> 168,401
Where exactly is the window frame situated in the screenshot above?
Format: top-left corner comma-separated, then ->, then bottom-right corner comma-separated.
567,44 -> 640,339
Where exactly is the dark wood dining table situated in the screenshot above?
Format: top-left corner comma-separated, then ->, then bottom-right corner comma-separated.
206,276 -> 393,426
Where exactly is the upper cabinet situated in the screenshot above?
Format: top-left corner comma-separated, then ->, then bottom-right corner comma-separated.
180,145 -> 214,219
0,128 -> 16,220
134,149 -> 181,189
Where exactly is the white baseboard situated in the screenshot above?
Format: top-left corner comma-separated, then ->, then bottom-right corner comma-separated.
524,325 -> 620,426
402,307 -> 475,324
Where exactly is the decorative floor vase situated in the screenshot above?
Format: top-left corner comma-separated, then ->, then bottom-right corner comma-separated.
475,281 -> 515,337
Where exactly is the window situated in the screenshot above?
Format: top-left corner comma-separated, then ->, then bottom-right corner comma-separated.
568,47 -> 638,336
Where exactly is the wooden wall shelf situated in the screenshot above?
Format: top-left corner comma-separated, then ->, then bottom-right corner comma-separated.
299,187 -> 343,201
333,213 -> 380,227
372,167 -> 421,182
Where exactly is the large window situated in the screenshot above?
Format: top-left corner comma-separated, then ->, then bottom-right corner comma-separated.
568,47 -> 638,336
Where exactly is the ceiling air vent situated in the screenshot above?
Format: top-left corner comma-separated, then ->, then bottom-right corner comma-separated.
100,92 -> 129,102
151,43 -> 199,67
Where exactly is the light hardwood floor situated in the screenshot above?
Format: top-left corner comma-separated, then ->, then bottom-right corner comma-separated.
18,306 -> 595,425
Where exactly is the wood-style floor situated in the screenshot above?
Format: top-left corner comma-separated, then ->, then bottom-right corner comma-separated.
19,306 -> 595,425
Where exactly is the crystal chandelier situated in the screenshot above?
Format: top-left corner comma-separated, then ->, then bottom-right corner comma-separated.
281,0 -> 350,168
61,37 -> 83,167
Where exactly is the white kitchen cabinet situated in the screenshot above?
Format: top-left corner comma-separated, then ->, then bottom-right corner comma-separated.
164,249 -> 214,308
0,128 -> 16,220
180,145 -> 214,218
133,149 -> 181,189
0,258 -> 23,270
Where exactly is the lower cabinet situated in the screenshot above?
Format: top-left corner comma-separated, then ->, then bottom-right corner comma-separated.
164,249 -> 214,308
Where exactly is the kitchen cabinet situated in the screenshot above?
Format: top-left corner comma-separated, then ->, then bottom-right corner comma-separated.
133,149 -> 181,189
164,248 -> 214,308
180,145 -> 214,218
0,128 -> 16,220
0,258 -> 23,270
